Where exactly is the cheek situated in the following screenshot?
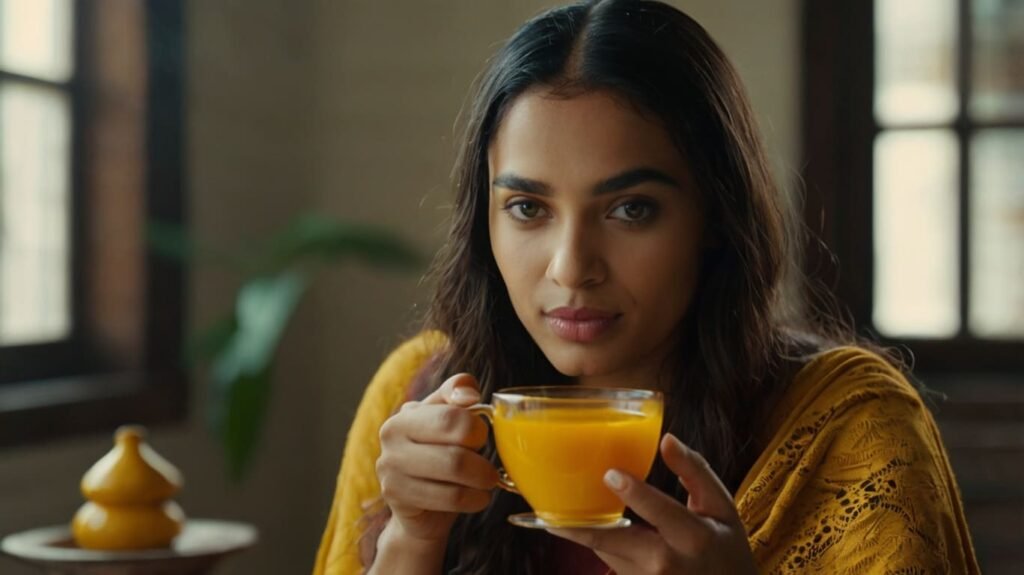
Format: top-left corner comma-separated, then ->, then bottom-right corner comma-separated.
615,229 -> 701,311
490,222 -> 543,306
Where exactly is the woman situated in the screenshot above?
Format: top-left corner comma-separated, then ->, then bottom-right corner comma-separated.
314,1 -> 979,573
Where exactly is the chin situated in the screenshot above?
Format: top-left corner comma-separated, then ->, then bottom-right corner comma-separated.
543,345 -> 620,378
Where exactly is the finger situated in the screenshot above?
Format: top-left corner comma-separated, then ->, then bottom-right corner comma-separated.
662,433 -> 739,523
394,404 -> 489,449
382,473 -> 492,514
421,373 -> 481,406
382,442 -> 498,490
601,468 -> 711,551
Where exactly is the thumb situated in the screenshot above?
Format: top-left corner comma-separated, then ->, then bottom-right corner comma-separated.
661,433 -> 740,524
422,373 -> 481,406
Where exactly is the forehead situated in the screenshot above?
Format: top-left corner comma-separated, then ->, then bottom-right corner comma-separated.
488,88 -> 688,184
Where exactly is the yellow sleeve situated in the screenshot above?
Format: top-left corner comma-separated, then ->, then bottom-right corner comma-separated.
312,331 -> 447,575
740,348 -> 980,574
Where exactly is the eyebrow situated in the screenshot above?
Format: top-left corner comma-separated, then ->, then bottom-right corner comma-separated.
491,167 -> 682,196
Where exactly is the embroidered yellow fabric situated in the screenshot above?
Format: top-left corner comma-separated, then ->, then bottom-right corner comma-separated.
737,347 -> 979,574
312,333 -> 979,574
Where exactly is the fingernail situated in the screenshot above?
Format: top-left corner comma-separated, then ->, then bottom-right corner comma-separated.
451,387 -> 479,404
604,469 -> 626,491
666,433 -> 687,453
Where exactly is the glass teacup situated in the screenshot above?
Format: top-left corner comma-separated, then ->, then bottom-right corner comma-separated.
470,386 -> 663,529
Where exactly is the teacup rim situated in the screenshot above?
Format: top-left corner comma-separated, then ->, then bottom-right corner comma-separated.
493,386 -> 662,401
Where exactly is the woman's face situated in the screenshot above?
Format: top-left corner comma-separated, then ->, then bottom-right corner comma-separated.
488,88 -> 706,388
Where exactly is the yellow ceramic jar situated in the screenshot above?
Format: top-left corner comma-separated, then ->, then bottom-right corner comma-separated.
71,500 -> 185,550
71,425 -> 186,550
80,426 -> 183,506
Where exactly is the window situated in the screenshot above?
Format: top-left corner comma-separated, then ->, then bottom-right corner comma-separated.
0,0 -> 186,446
0,0 -> 87,383
803,0 -> 1024,372
0,0 -> 74,347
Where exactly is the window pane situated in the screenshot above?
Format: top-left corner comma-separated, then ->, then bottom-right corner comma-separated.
0,81 -> 71,345
874,130 -> 960,337
972,0 -> 1024,119
0,0 -> 73,82
875,0 -> 958,125
970,130 -> 1024,338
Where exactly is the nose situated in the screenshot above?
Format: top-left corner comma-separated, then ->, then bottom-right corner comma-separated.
545,218 -> 607,289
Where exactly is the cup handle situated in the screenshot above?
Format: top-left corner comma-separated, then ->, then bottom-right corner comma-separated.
467,403 -> 518,494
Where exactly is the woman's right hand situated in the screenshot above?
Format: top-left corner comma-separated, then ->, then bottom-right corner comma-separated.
375,373 -> 497,546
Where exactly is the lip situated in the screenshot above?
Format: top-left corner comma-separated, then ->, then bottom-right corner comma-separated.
544,307 -> 619,321
543,307 -> 621,343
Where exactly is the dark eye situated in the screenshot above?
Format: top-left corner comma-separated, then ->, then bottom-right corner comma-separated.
610,201 -> 655,223
506,200 -> 547,221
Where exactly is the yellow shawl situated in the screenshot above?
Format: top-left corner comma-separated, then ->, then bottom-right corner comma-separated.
313,332 -> 979,574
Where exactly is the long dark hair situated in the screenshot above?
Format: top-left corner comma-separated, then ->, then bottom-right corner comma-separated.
420,1 -> 852,572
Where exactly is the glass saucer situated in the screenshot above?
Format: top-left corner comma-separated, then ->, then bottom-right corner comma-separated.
507,513 -> 631,530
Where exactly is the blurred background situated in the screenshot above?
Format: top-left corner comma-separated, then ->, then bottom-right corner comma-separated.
0,0 -> 1020,574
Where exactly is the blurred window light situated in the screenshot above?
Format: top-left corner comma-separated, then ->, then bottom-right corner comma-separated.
970,130 -> 1024,338
873,131 -> 961,337
972,0 -> 1024,119
0,0 -> 73,345
875,0 -> 958,125
874,0 -> 1024,342
0,0 -> 72,82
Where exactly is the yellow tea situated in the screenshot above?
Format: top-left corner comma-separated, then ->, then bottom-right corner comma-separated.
493,404 -> 662,525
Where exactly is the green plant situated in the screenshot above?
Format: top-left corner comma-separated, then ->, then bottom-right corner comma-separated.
149,213 -> 424,481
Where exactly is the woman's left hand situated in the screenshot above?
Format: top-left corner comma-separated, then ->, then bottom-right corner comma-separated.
547,433 -> 758,575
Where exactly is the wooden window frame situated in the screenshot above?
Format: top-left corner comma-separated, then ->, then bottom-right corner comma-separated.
802,0 -> 1024,374
0,0 -> 187,446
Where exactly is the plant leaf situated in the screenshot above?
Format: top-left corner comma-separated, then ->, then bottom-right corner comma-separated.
259,213 -> 424,273
212,272 -> 307,385
147,220 -> 247,271
209,271 -> 308,480
220,368 -> 272,482
186,313 -> 239,366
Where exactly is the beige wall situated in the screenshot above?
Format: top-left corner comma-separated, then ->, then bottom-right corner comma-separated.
0,2 -> 798,574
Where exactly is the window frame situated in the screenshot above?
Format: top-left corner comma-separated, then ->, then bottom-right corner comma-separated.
0,2 -> 100,382
0,0 -> 187,447
801,0 -> 1024,374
